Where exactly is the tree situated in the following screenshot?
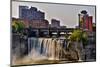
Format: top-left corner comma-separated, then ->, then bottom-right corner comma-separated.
70,29 -> 82,42
82,31 -> 88,48
12,20 -> 25,33
69,29 -> 88,46
16,21 -> 25,33
67,29 -> 88,60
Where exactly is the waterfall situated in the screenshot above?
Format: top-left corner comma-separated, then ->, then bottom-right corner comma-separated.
27,37 -> 67,60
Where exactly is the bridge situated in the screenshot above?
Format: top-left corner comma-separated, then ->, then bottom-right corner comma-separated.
25,27 -> 74,37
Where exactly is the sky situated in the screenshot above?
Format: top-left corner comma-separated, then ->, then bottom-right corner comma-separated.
12,1 -> 96,28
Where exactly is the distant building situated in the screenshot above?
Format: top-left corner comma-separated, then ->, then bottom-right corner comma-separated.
88,16 -> 93,32
78,10 -> 93,32
30,20 -> 49,28
19,6 -> 28,19
60,26 -> 67,29
19,6 -> 45,20
12,17 -> 49,28
51,19 -> 60,28
23,19 -> 30,28
18,6 -> 49,28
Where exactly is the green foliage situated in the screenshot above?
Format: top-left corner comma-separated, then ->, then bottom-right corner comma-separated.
70,29 -> 82,42
67,29 -> 88,46
82,32 -> 88,46
12,20 -> 25,33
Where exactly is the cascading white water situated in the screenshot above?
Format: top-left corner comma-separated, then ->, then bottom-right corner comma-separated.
27,37 -> 67,60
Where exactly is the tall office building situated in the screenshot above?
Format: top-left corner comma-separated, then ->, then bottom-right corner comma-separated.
19,6 -> 28,19
19,6 -> 45,20
78,10 -> 93,32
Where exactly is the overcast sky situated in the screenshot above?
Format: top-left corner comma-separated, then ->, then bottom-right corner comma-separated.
12,1 -> 96,28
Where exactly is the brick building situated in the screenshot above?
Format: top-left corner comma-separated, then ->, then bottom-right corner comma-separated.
30,20 -> 49,28
78,10 -> 93,32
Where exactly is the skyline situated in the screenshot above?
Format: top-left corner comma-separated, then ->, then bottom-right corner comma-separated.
12,1 -> 96,28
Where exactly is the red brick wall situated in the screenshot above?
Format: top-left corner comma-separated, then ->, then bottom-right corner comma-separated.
30,20 -> 49,28
89,16 -> 93,32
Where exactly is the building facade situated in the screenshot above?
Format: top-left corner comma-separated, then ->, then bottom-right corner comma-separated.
19,6 -> 45,20
51,19 -> 60,28
30,20 -> 49,28
78,10 -> 93,32
18,6 -> 49,28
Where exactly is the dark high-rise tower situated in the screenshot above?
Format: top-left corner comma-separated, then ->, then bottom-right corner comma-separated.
19,6 -> 45,20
